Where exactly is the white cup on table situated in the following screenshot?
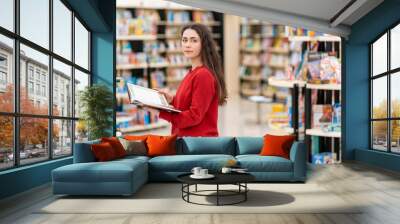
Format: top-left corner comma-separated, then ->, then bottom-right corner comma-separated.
200,169 -> 208,176
191,167 -> 202,176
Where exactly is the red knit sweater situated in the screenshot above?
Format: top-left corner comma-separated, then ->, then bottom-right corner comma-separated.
159,65 -> 219,137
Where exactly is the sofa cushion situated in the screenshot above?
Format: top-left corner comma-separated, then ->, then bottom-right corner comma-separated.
101,137 -> 127,158
52,159 -> 147,183
236,155 -> 293,172
147,135 -> 177,157
73,139 -> 100,163
91,142 -> 118,162
119,138 -> 147,156
236,137 -> 263,155
260,134 -> 295,159
178,137 -> 236,155
148,154 -> 235,172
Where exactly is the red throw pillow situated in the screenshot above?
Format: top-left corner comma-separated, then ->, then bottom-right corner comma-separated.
91,142 -> 117,162
101,137 -> 126,158
260,134 -> 295,159
146,135 -> 177,157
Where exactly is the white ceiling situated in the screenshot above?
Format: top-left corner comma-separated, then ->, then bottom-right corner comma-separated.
168,0 -> 384,37
227,0 -> 352,22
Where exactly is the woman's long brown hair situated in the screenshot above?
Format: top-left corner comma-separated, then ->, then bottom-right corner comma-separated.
181,23 -> 227,105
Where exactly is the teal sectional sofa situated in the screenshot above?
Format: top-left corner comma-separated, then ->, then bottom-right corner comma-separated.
52,137 -> 306,196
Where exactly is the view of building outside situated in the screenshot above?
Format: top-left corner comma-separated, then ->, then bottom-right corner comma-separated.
371,25 -> 400,153
0,40 -> 76,169
0,0 -> 91,170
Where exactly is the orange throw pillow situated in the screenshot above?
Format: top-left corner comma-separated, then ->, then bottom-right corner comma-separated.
146,135 -> 177,157
91,142 -> 117,162
124,135 -> 152,141
101,137 -> 126,158
260,134 -> 295,159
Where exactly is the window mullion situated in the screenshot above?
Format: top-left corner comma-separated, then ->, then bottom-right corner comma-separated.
71,11 -> 76,154
388,30 -> 391,152
370,45 -> 373,149
49,0 -> 54,160
14,0 -> 21,167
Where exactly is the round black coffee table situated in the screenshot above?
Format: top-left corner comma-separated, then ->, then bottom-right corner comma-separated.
177,173 -> 255,206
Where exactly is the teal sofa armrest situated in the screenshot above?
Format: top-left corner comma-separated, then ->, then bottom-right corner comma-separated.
73,140 -> 100,163
289,141 -> 307,182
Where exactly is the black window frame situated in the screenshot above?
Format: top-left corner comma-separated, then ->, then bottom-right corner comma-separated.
0,0 -> 92,171
370,21 -> 400,154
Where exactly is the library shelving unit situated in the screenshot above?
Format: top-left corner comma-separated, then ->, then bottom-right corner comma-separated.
265,32 -> 341,146
116,0 -> 224,134
299,35 -> 342,164
304,83 -> 342,164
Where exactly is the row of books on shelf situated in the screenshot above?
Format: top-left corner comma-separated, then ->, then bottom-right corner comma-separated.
312,103 -> 341,132
117,52 -> 163,65
312,151 -> 337,164
240,18 -> 326,38
307,55 -> 341,84
117,10 -> 217,37
241,53 -> 289,68
192,11 -> 215,23
119,40 -> 185,54
117,9 -> 160,36
117,68 -> 188,87
116,110 -> 160,130
310,136 -> 339,164
262,54 -> 341,85
117,52 -> 190,67
240,66 -> 272,79
166,10 -> 216,24
240,38 -> 290,52
241,24 -> 288,37
166,10 -> 190,23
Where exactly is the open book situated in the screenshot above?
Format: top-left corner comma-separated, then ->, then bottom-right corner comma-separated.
126,83 -> 181,113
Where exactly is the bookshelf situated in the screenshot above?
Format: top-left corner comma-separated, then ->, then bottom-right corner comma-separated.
241,25 -> 342,153
116,0 -> 224,134
239,18 -> 291,99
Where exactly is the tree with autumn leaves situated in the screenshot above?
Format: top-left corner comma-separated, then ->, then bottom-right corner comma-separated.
0,84 -> 59,152
372,99 -> 400,142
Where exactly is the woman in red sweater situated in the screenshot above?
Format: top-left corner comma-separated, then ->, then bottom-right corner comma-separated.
144,23 -> 227,137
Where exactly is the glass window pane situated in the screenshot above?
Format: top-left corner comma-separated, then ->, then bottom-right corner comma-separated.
74,18 -> 89,70
0,116 -> 14,170
372,121 -> 388,151
75,120 -> 88,143
0,0 -> 14,31
20,44 -> 49,115
372,76 -> 387,119
20,0 -> 49,49
53,59 -> 72,117
0,35 -> 14,112
391,120 -> 400,153
372,33 -> 387,76
391,24 -> 400,70
74,69 -> 89,118
53,0 -> 72,60
53,119 -> 72,157
391,72 -> 400,118
20,117 -> 49,165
